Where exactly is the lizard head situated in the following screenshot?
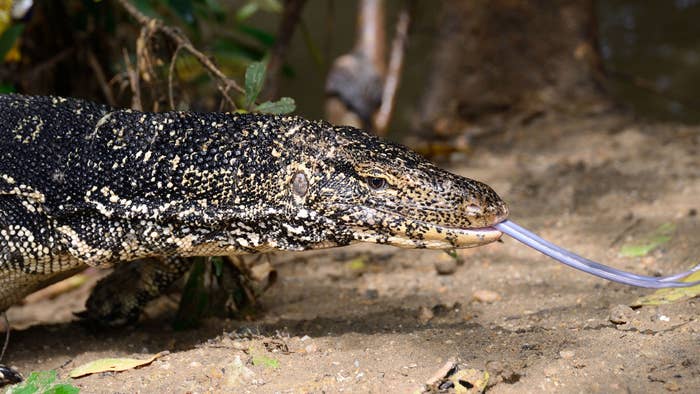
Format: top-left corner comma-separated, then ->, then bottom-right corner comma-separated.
278,121 -> 508,250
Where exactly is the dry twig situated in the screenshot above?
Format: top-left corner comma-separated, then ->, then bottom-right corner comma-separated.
374,3 -> 412,135
115,0 -> 244,108
122,47 -> 142,111
86,49 -> 116,106
168,45 -> 184,110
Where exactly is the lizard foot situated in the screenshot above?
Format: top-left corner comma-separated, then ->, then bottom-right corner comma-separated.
0,364 -> 22,387
80,256 -> 191,327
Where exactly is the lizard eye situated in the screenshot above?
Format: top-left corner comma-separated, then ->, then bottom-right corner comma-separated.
292,172 -> 309,196
366,176 -> 387,191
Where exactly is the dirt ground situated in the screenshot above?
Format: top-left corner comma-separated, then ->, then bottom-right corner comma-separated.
3,113 -> 700,393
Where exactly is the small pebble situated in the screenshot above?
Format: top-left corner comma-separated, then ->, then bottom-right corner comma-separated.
418,306 -> 434,324
365,288 -> 379,299
223,356 -> 256,387
434,256 -> 458,275
304,344 -> 318,353
543,365 -> 558,377
559,350 -> 575,359
664,381 -> 681,391
609,304 -> 635,324
473,289 -> 501,303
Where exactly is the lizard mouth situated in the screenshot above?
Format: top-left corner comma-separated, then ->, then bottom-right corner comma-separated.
351,207 -> 505,249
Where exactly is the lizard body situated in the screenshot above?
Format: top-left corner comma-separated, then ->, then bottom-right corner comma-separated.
0,94 -> 508,324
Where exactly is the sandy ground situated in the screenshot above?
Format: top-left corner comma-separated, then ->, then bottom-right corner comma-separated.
3,113 -> 699,393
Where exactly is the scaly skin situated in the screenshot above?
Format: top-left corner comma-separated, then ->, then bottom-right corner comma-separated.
0,94 -> 508,326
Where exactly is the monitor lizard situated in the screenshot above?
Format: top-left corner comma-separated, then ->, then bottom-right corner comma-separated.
0,94 -> 508,329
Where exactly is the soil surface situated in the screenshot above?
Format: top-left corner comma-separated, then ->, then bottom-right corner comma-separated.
3,113 -> 700,393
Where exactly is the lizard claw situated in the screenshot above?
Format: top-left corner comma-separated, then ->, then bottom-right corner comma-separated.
0,364 -> 23,387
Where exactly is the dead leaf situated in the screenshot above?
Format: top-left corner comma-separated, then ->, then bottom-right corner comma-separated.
631,269 -> 700,306
70,351 -> 169,378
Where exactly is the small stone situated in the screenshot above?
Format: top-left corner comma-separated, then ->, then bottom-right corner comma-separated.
189,361 -> 202,368
543,365 -> 558,377
418,306 -> 434,324
300,335 -> 311,341
664,381 -> 681,391
434,255 -> 458,275
207,366 -> 224,380
223,355 -> 256,387
559,350 -> 575,359
365,288 -> 379,299
304,343 -> 318,353
473,289 -> 501,303
609,304 -> 635,324
485,360 -> 504,374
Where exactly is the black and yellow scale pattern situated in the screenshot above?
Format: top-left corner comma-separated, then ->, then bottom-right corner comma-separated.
0,94 -> 508,326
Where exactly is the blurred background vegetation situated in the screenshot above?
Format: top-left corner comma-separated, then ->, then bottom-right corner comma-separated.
2,0 -> 700,141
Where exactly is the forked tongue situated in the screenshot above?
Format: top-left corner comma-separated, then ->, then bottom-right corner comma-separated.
494,220 -> 700,288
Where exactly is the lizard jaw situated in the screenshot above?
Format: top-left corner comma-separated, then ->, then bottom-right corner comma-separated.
349,207 -> 505,249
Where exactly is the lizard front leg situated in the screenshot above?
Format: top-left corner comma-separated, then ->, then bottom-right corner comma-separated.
82,256 -> 192,327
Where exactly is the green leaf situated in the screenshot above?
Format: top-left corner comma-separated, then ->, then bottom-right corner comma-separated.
254,97 -> 296,114
5,370 -> 79,394
346,257 -> 367,272
236,0 -> 282,21
0,83 -> 14,94
0,24 -> 24,61
173,257 -> 209,330
619,223 -> 676,257
256,0 -> 283,13
236,2 -> 259,21
244,61 -> 267,109
251,354 -> 279,369
45,384 -> 80,394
